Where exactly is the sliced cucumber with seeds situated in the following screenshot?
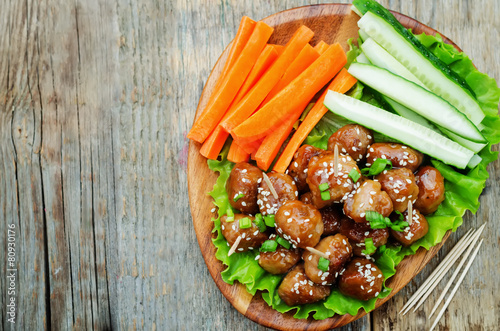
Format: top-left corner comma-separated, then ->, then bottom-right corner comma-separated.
348,63 -> 485,143
360,38 -> 427,89
358,28 -> 370,42
355,9 -> 485,125
323,91 -> 474,169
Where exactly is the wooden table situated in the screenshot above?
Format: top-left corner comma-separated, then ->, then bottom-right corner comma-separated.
0,0 -> 498,330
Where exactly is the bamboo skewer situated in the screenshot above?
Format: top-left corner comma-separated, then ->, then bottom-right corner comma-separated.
411,226 -> 483,312
399,229 -> 474,315
428,224 -> 486,317
429,239 -> 484,331
306,246 -> 329,259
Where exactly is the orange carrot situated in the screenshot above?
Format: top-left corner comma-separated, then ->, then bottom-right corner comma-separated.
262,44 -> 320,105
273,68 -> 357,173
199,126 -> 229,159
227,142 -> 250,163
217,17 -> 257,86
219,25 -> 315,134
199,45 -> 279,159
271,44 -> 285,55
231,43 -> 347,146
313,40 -> 329,54
199,17 -> 256,119
187,21 -> 273,143
255,101 -> 309,171
232,45 -> 279,107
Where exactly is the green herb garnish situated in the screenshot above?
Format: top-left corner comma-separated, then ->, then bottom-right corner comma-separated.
349,168 -> 361,182
366,210 -> 408,232
361,158 -> 392,176
361,237 -> 377,255
276,236 -> 291,249
253,214 -> 267,232
260,240 -> 278,252
239,217 -> 252,229
318,257 -> 330,272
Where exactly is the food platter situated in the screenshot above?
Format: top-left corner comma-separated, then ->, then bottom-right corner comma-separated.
187,4 -> 461,330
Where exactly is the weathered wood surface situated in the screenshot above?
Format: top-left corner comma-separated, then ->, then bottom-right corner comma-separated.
0,0 -> 498,330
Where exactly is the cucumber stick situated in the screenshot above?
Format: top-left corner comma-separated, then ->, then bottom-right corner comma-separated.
356,52 -> 370,64
356,10 -> 485,125
348,63 -> 485,143
385,97 -> 487,153
323,91 -> 474,169
360,38 -> 427,89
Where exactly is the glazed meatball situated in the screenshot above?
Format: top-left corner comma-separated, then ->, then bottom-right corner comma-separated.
338,257 -> 384,301
227,162 -> 263,214
288,145 -> 324,193
275,200 -> 324,249
307,152 -> 360,209
221,214 -> 269,252
277,264 -> 331,306
343,180 -> 393,223
259,238 -> 301,274
339,217 -> 389,257
328,124 -> 374,162
376,168 -> 419,213
321,205 -> 342,236
414,166 -> 445,215
257,172 -> 298,215
303,234 -> 353,285
390,208 -> 429,246
300,192 -> 314,205
366,143 -> 423,172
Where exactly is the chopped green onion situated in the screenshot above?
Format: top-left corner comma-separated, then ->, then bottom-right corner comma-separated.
366,210 -> 408,232
321,191 -> 331,201
233,193 -> 245,202
276,236 -> 291,249
318,257 -> 330,272
239,217 -> 252,229
253,214 -> 267,232
319,182 -> 330,191
362,237 -> 377,255
260,240 -> 278,252
264,214 -> 275,227
361,158 -> 392,176
226,208 -> 235,222
349,168 -> 361,182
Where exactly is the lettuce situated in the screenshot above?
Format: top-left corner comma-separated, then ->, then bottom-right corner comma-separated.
206,32 -> 500,320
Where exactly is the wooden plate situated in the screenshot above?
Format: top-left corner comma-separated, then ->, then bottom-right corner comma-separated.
188,4 -> 460,330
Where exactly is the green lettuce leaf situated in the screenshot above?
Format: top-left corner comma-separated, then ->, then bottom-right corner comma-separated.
206,31 -> 500,320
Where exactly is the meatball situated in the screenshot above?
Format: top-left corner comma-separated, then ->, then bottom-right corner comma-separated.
338,257 -> 384,301
390,208 -> 429,246
366,143 -> 423,172
376,168 -> 419,213
414,166 -> 445,215
307,152 -> 360,209
300,192 -> 314,205
303,234 -> 352,285
288,145 -> 324,193
343,180 -> 393,223
259,239 -> 301,274
227,162 -> 263,214
328,124 -> 374,162
339,217 -> 389,257
257,172 -> 298,215
277,264 -> 331,306
321,205 -> 342,236
221,214 -> 268,252
275,200 -> 324,249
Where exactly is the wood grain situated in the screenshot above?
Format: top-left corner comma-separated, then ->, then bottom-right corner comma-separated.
188,4 -> 459,330
0,0 -> 498,330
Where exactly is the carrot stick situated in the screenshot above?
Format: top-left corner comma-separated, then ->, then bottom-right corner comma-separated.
217,17 -> 257,86
188,21 -> 273,143
262,44 -> 320,105
199,45 -> 278,159
231,43 -> 347,146
255,100 -> 309,171
271,44 -> 285,55
232,45 -> 279,107
219,25 -> 315,134
313,40 -> 329,54
199,126 -> 229,159
199,17 -> 256,119
227,142 -> 250,163
273,68 -> 357,173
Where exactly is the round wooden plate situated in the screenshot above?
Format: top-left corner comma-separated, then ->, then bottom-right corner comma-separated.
188,4 -> 460,330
